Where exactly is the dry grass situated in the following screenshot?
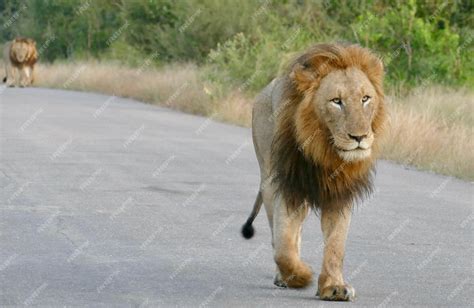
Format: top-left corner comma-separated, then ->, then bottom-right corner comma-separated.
382,88 -> 473,180
37,61 -> 214,115
33,61 -> 253,127
2,61 -> 472,180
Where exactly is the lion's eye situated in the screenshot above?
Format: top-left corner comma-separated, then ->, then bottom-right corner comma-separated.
330,98 -> 343,105
330,98 -> 343,109
362,95 -> 371,103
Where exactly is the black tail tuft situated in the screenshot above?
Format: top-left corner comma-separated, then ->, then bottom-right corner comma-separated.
3,77 -> 6,83
241,191 -> 262,239
241,219 -> 255,239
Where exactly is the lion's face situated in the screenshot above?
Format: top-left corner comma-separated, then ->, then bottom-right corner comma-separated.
12,41 -> 30,62
314,67 -> 379,162
10,39 -> 37,65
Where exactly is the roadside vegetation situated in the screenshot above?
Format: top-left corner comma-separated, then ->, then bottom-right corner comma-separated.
1,0 -> 473,180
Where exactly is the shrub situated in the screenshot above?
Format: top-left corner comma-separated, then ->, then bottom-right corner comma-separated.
204,0 -> 473,92
351,1 -> 468,87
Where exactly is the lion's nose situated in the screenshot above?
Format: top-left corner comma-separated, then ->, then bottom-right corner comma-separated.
348,134 -> 366,143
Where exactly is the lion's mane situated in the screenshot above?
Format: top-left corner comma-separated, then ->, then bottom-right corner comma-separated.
271,44 -> 387,211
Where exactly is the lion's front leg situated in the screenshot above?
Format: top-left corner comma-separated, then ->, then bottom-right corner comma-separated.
5,62 -> 16,87
273,196 -> 312,288
317,205 -> 355,301
26,65 -> 35,85
19,66 -> 30,87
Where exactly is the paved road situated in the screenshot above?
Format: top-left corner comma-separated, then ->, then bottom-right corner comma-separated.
0,88 -> 472,307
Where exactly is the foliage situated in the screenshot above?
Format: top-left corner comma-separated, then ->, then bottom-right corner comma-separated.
352,1 -> 465,87
1,0 -> 124,61
205,0 -> 473,90
0,0 -> 472,89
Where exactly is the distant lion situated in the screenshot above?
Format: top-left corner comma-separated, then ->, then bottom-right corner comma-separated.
241,43 -> 387,301
3,38 -> 38,87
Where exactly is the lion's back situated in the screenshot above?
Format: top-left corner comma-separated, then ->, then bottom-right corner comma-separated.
252,77 -> 287,174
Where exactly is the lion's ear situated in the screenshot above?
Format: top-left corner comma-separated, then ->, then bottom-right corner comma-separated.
290,54 -> 334,93
290,63 -> 317,93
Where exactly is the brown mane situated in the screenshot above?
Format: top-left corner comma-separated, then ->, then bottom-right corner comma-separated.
271,43 -> 387,211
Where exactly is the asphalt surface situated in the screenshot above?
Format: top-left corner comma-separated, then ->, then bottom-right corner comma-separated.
0,87 -> 472,307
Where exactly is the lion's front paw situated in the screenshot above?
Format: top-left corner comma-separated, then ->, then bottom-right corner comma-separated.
317,284 -> 355,301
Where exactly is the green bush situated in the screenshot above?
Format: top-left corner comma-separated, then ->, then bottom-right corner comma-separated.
123,0 -> 258,62
351,1 -> 468,87
204,2 -> 322,93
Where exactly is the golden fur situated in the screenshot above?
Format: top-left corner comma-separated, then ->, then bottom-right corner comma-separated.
3,38 -> 38,87
242,43 -> 387,301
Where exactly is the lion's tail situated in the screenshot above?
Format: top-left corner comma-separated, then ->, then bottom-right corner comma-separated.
2,77 -> 5,83
241,191 -> 263,239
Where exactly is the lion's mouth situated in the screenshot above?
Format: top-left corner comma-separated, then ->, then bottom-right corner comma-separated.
336,146 -> 368,152
335,146 -> 372,161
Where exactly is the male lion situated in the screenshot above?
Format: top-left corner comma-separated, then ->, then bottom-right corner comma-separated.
3,38 -> 38,87
241,43 -> 387,301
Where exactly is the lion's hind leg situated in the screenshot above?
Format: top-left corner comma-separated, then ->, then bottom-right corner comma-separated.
273,197 -> 312,288
30,65 -> 35,85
